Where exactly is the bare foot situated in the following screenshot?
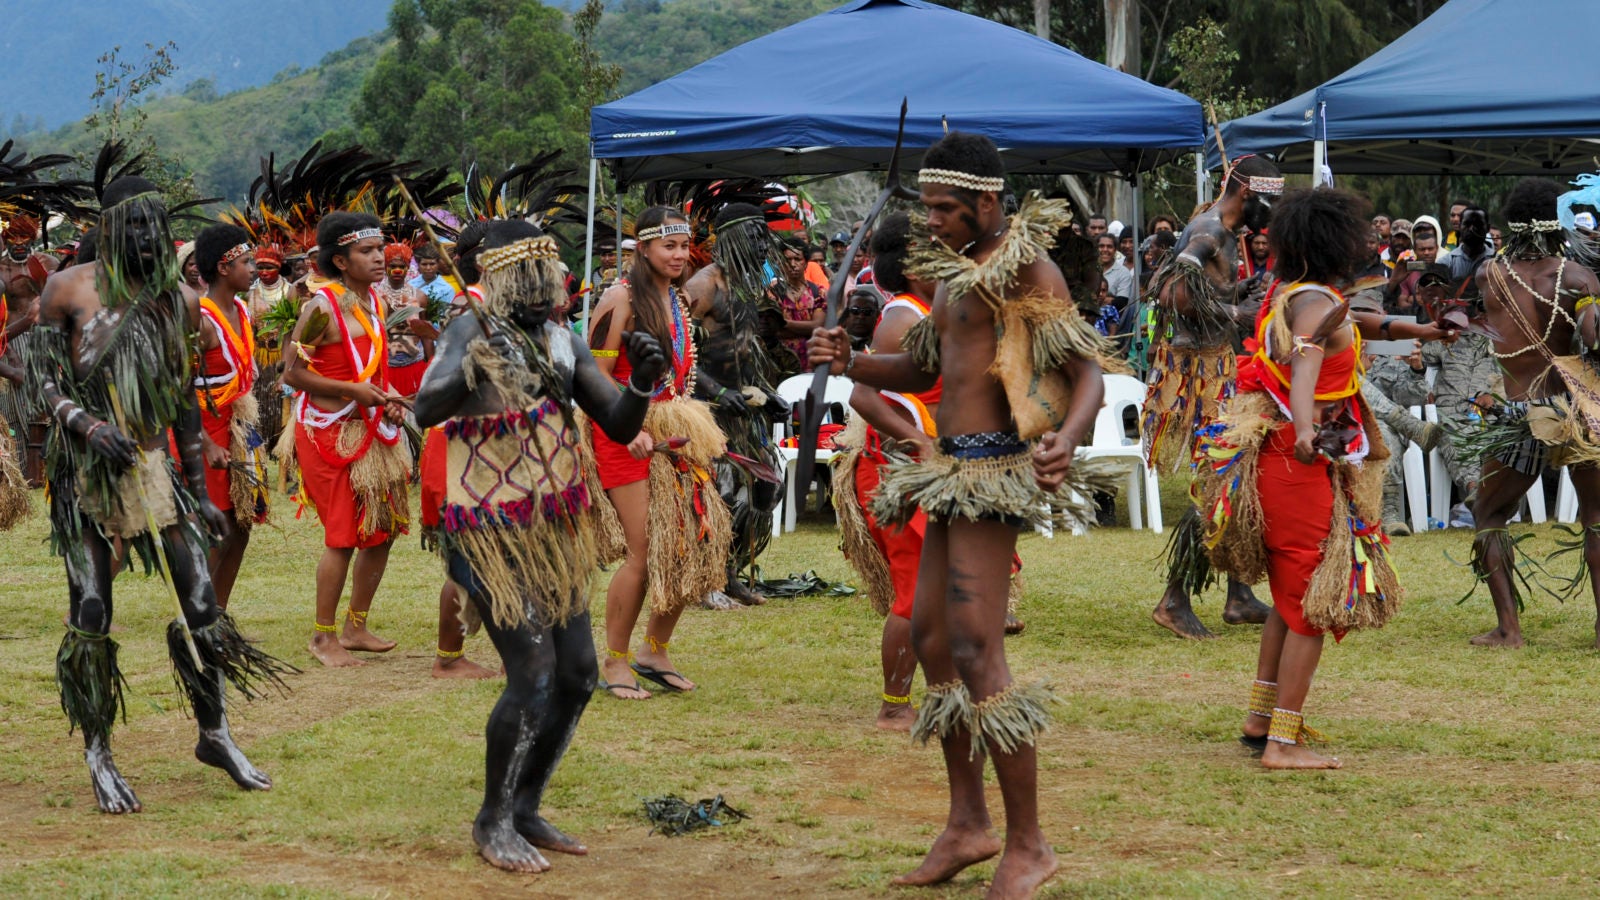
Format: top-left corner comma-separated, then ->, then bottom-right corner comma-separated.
726,579 -> 768,607
474,817 -> 550,874
1261,741 -> 1342,770
876,699 -> 914,732
196,725 -> 272,790
86,740 -> 141,814
1221,582 -> 1271,625
309,631 -> 365,667
892,826 -> 1002,886
1004,612 -> 1026,636
986,844 -> 1059,900
432,655 -> 499,679
1470,627 -> 1524,648
340,619 -> 397,653
701,590 -> 741,611
1152,587 -> 1215,640
516,814 -> 588,856
600,656 -> 651,700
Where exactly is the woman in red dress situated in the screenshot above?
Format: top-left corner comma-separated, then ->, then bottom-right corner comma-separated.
588,206 -> 730,699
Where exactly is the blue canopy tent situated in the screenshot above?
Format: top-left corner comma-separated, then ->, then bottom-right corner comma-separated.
581,0 -> 1205,308
1211,0 -> 1600,178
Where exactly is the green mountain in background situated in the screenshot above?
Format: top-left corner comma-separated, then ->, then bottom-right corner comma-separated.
11,0 -> 838,203
0,0 -> 392,130
24,35 -> 387,203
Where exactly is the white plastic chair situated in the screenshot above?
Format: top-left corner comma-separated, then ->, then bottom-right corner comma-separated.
1557,466 -> 1578,524
771,374 -> 854,536
1075,373 -> 1163,533
1401,406 -> 1429,534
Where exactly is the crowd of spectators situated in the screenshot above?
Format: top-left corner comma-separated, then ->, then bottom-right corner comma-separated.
1070,197 -> 1510,532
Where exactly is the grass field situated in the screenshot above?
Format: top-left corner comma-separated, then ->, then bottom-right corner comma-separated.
3,482 -> 1600,899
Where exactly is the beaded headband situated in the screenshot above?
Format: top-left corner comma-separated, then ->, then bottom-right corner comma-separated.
219,243 -> 252,266
918,168 -> 1005,192
1232,173 -> 1285,195
1508,219 -> 1563,233
336,227 -> 384,247
478,236 -> 561,274
637,222 -> 691,242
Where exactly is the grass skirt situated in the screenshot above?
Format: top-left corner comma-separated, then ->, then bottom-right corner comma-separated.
831,419 -> 896,615
0,409 -> 31,529
338,419 -> 412,541
868,445 -> 1112,533
1195,391 -> 1402,633
644,452 -> 732,613
226,392 -> 270,527
1142,342 -> 1236,474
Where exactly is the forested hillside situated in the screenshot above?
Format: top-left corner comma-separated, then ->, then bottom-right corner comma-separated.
0,0 -> 391,130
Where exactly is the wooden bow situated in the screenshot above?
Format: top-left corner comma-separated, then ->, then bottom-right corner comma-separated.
795,99 -> 919,492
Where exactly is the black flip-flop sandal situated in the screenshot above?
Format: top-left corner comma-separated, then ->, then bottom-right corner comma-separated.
597,680 -> 651,700
1239,733 -> 1267,756
630,662 -> 694,693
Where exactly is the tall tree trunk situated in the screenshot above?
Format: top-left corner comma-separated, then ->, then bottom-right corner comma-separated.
1103,0 -> 1140,229
1034,0 -> 1049,39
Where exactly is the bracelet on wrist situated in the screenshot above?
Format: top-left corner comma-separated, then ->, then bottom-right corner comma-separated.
627,379 -> 655,399
842,348 -> 858,376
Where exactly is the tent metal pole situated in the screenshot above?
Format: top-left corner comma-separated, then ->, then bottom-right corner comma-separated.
1130,174 -> 1142,296
1313,139 -> 1327,187
582,156 -> 597,324
1194,151 -> 1211,206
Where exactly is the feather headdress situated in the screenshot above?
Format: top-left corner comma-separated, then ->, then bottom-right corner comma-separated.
462,151 -> 589,244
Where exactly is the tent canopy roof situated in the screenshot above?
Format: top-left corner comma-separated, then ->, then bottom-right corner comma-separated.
591,0 -> 1204,185
1212,0 -> 1600,176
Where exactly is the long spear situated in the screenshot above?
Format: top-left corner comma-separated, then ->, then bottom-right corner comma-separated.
390,175 -> 492,340
794,100 -> 919,493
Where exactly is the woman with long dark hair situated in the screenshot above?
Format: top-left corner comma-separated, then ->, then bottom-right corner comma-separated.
1197,188 -> 1454,768
587,206 -> 730,699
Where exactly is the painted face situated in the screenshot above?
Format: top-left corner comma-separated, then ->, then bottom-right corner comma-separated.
920,184 -> 983,253
117,198 -> 168,276
640,218 -> 691,280
256,262 -> 280,284
387,261 -> 409,284
1242,190 -> 1275,233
